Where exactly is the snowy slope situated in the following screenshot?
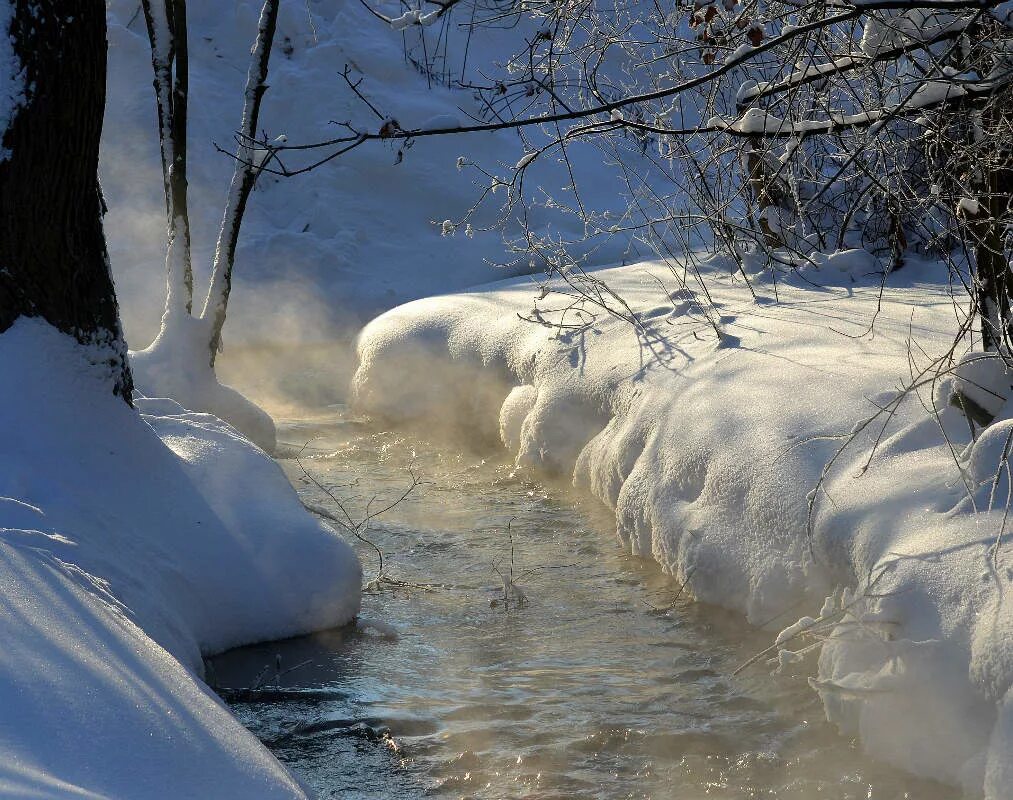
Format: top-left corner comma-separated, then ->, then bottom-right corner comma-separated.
353,253 -> 1013,798
102,0 -> 632,353
0,319 -> 361,797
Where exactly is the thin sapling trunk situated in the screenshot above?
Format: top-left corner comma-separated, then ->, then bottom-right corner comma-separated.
142,0 -> 194,317
201,0 -> 280,367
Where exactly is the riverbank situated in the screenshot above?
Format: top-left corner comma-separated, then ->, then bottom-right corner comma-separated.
352,252 -> 1013,798
0,319 -> 361,797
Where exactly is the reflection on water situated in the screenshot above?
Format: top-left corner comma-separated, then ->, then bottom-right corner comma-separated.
211,408 -> 958,800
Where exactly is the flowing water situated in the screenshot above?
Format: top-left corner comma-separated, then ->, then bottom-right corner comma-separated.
211,408 -> 958,800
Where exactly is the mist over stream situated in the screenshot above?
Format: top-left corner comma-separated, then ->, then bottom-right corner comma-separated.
208,408 -> 957,800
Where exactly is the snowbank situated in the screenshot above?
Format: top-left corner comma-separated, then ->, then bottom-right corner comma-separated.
353,253 -> 1013,797
130,310 -> 277,452
0,319 -> 361,797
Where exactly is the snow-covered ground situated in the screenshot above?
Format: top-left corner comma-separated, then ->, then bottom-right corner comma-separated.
102,0 -> 631,355
353,253 -> 1013,798
0,319 -> 361,797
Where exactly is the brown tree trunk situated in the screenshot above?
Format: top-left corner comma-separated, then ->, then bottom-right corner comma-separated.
744,136 -> 784,249
0,0 -> 133,401
954,18 -> 1013,352
970,180 -> 1012,352
967,96 -> 1013,352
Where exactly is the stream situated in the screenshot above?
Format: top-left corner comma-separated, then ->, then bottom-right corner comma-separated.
210,407 -> 958,800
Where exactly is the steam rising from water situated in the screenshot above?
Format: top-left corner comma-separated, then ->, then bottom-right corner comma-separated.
212,411 -> 958,799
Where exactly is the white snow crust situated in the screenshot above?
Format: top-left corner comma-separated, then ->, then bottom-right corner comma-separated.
0,319 -> 361,797
353,253 -> 1013,798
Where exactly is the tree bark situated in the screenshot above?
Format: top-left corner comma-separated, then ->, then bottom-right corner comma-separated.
0,0 -> 133,401
142,0 -> 193,315
952,18 -> 1013,352
966,99 -> 1013,351
970,173 -> 1012,352
202,0 -> 279,367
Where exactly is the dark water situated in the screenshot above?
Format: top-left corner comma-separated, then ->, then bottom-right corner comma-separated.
210,408 -> 958,800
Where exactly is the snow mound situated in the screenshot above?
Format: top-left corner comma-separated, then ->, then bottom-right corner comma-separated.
353,256 -> 1013,797
952,349 -> 1013,421
130,311 -> 277,452
0,319 -> 361,797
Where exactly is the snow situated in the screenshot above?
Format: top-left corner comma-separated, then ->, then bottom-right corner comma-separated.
419,113 -> 461,130
101,0 -> 632,353
738,56 -> 863,104
961,196 -> 983,217
952,349 -> 1011,420
775,615 -> 818,647
253,134 -> 289,170
55,0 -> 1013,792
910,78 -> 965,107
758,204 -> 782,235
709,107 -> 786,134
130,310 -> 277,452
0,318 -> 361,797
352,253 -> 1013,797
727,43 -> 754,62
389,9 -> 421,30
515,152 -> 538,171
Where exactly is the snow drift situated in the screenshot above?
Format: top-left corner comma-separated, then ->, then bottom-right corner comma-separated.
130,310 -> 277,452
0,319 -> 361,797
353,253 -> 1013,798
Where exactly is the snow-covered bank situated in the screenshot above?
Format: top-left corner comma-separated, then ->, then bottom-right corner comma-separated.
0,319 -> 361,797
353,254 -> 1012,797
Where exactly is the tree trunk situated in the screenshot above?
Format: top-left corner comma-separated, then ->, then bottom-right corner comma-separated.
967,95 -> 1013,352
0,0 -> 133,402
955,19 -> 1013,352
202,0 -> 279,367
970,177 -> 1012,352
142,0 -> 193,315
738,122 -> 786,250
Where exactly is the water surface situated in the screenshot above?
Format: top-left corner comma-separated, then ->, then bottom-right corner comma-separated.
211,408 -> 957,800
